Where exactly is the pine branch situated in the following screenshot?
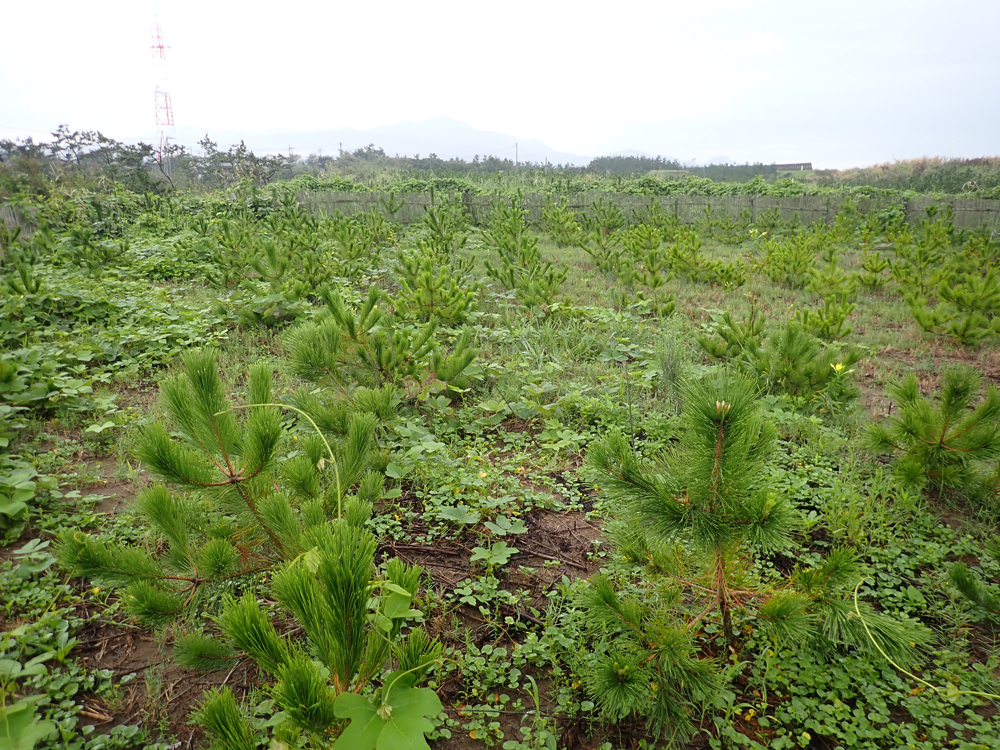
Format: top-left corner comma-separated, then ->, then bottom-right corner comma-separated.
949,562 -> 1000,620
197,688 -> 257,750
217,594 -> 289,676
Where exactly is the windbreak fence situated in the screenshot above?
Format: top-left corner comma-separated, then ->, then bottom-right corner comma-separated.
299,191 -> 1000,232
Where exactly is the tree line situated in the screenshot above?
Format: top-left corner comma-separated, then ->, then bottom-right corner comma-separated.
3,127 -> 998,199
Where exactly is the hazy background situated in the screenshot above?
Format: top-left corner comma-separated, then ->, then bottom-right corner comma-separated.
2,0 -> 997,168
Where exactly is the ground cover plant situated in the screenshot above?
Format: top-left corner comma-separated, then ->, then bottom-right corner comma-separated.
2,164 -> 1000,750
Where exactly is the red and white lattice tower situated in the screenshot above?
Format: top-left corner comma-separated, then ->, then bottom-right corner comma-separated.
150,4 -> 176,174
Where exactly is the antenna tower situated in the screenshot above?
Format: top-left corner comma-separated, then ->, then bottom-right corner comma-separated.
150,2 -> 176,175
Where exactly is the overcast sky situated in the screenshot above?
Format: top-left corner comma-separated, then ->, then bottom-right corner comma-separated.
2,0 -> 997,168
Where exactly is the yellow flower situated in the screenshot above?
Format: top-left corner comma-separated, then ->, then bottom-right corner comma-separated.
91,587 -> 101,594
479,471 -> 487,478
832,363 -> 844,373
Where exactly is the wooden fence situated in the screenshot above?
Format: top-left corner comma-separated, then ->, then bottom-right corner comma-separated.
0,205 -> 23,230
0,205 -> 29,258
299,191 -> 1000,232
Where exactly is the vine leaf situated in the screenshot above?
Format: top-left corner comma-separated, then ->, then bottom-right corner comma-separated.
332,672 -> 442,750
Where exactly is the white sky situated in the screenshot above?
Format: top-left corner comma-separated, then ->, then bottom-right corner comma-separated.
2,0 -> 998,168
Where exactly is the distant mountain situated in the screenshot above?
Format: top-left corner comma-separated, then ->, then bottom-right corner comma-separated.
140,116 -> 592,166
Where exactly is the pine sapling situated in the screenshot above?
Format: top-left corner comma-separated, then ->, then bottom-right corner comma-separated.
795,295 -> 855,341
586,372 -> 796,645
699,310 -> 861,405
540,195 -> 582,246
191,515 -> 443,750
668,230 -> 746,289
579,373 -> 932,740
697,304 -> 766,362
622,224 -> 662,262
395,242 -> 477,324
806,246 -> 859,302
484,200 -> 567,308
948,536 -> 1000,621
859,247 -> 891,292
421,194 -> 468,254
890,221 -> 951,297
868,367 -> 1000,499
287,285 -> 476,392
760,322 -> 862,402
57,349 -> 385,623
761,235 -> 814,289
324,215 -> 376,276
573,574 -> 720,743
906,267 -> 1000,346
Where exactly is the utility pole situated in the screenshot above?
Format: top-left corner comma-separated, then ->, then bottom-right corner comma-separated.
150,1 -> 176,176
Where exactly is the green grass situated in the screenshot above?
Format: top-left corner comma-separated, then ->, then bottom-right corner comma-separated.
2,194 -> 1000,750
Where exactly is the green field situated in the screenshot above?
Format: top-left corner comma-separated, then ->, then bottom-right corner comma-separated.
2,179 -> 1000,750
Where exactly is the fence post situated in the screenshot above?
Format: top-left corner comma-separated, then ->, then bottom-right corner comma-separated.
462,191 -> 475,225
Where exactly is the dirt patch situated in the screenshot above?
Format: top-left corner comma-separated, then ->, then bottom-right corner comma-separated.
73,618 -> 259,746
855,340 -> 1000,421
70,456 -> 147,515
387,539 -> 472,589
519,509 -> 602,574
93,481 -> 136,515
114,383 -> 159,412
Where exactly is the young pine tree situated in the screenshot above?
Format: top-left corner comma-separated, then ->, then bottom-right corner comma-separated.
394,241 -> 477,324
191,512 -> 443,750
580,372 -> 931,743
699,311 -> 861,406
540,195 -> 582,246
906,267 -> 1000,347
868,367 -> 1000,500
286,285 -> 476,393
586,372 -> 797,645
483,199 -> 568,308
795,295 -> 855,341
806,246 -> 859,301
58,349 -> 384,623
760,235 -> 815,289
